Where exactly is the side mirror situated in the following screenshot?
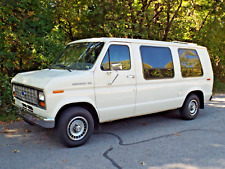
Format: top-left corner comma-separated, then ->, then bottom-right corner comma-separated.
111,63 -> 122,71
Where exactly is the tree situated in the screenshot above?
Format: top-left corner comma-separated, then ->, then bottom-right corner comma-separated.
0,0 -> 65,118
1,0 -> 225,120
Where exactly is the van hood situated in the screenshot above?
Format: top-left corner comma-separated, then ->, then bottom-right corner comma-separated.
11,69 -> 93,90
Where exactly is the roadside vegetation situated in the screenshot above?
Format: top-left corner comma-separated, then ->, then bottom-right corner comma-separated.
1,0 -> 225,122
213,79 -> 225,94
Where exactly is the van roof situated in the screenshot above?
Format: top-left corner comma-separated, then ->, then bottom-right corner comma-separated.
68,37 -> 205,49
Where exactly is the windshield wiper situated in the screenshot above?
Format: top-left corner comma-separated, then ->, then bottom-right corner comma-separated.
56,64 -> 72,72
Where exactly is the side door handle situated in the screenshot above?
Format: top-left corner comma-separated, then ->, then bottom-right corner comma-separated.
127,75 -> 135,78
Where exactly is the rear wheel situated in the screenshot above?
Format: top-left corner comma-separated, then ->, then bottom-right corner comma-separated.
56,107 -> 94,147
180,94 -> 200,120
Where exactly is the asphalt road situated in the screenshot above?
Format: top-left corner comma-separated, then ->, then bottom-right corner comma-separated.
1,94 -> 225,169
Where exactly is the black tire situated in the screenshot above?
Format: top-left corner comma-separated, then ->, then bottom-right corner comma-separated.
56,107 -> 94,147
180,94 -> 200,120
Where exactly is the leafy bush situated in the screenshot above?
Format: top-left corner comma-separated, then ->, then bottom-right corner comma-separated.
0,74 -> 18,121
213,79 -> 225,94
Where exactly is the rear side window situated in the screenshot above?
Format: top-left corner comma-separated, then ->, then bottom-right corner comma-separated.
140,46 -> 174,79
101,45 -> 131,71
178,49 -> 203,77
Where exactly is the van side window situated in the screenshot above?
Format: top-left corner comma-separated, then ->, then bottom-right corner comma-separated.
178,49 -> 203,77
101,45 -> 131,71
140,46 -> 174,79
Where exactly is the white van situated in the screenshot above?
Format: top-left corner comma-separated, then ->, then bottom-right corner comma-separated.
12,38 -> 213,147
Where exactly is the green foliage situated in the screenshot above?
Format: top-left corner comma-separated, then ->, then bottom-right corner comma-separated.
0,0 -> 65,120
0,73 -> 18,121
213,79 -> 225,94
1,0 -> 225,121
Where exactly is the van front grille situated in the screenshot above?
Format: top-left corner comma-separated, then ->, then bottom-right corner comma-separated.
13,84 -> 38,105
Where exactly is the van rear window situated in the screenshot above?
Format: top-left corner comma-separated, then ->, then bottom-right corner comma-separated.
178,49 -> 203,77
140,46 -> 174,79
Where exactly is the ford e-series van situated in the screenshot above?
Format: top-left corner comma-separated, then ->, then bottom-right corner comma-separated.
11,38 -> 213,147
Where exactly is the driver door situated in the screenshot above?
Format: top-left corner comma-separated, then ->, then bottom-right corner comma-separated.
94,42 -> 136,122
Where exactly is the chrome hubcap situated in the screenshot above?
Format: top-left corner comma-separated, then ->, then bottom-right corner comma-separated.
188,100 -> 198,116
67,116 -> 88,141
74,125 -> 81,132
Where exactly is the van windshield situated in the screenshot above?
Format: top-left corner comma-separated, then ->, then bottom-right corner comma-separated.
51,42 -> 104,71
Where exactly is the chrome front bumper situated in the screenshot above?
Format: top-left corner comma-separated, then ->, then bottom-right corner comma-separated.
16,106 -> 55,128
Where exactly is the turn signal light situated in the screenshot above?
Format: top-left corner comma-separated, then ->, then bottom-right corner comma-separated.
40,101 -> 45,108
53,90 -> 64,94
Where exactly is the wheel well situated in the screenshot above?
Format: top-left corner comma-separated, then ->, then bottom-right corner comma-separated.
55,102 -> 99,128
185,91 -> 204,109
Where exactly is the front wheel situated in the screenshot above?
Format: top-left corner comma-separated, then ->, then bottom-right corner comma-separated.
180,94 -> 200,120
56,107 -> 94,147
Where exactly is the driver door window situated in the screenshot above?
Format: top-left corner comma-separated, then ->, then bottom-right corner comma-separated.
101,45 -> 131,71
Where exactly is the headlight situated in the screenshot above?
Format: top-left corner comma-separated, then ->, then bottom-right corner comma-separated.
38,91 -> 46,108
38,91 -> 45,101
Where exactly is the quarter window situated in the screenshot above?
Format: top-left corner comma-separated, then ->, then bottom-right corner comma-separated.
140,46 -> 174,79
101,45 -> 131,71
178,49 -> 203,77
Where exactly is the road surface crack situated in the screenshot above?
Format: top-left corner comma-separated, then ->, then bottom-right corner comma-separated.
95,128 -> 224,169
